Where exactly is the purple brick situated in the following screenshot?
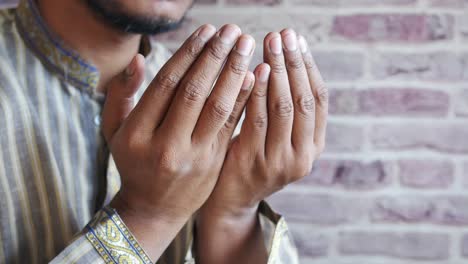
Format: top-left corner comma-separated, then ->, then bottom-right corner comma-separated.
292,0 -> 417,6
428,0 -> 468,7
460,15 -> 468,40
329,89 -> 360,115
290,226 -> 329,257
330,88 -> 450,117
431,197 -> 468,225
371,196 -> 434,222
371,123 -> 468,153
267,192 -> 368,224
325,122 -> 364,153
339,231 -> 450,260
297,159 -> 393,189
371,196 -> 468,225
455,89 -> 468,117
464,161 -> 468,188
371,52 -> 468,81
399,160 -> 454,188
462,234 -> 468,257
313,51 -> 364,81
360,88 -> 450,117
331,14 -> 454,43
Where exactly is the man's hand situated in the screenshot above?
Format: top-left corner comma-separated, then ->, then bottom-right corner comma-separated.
197,29 -> 328,263
101,24 -> 256,261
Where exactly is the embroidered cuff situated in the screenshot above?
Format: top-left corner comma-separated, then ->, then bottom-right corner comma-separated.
85,206 -> 152,264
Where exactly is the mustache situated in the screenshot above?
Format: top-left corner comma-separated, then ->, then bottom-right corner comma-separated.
85,0 -> 187,35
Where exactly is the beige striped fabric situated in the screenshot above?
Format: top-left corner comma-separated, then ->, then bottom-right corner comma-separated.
0,0 -> 299,263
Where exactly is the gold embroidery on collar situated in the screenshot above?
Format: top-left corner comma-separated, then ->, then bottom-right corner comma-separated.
15,0 -> 100,92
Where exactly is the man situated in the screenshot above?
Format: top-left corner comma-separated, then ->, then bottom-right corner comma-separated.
0,0 -> 328,263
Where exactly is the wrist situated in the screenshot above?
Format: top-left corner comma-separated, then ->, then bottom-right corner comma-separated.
195,202 -> 267,264
109,192 -> 190,262
110,191 -> 189,227
197,202 -> 260,230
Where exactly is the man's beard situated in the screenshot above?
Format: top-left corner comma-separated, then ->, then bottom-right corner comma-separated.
85,0 -> 184,35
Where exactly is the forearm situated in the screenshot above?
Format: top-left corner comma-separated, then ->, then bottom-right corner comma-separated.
196,207 -> 268,264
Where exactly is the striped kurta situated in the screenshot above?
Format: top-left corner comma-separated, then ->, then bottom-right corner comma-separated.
0,0 -> 299,263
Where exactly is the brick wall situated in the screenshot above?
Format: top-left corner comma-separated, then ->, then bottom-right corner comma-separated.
3,0 -> 468,263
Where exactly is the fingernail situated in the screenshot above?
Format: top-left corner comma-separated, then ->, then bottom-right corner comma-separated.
283,30 -> 297,52
269,35 -> 282,55
258,65 -> 270,83
125,56 -> 137,77
298,35 -> 308,53
242,73 -> 255,91
236,36 -> 254,56
219,25 -> 241,44
197,24 -> 216,41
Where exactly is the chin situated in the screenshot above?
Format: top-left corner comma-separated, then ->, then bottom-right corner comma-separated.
87,0 -> 193,34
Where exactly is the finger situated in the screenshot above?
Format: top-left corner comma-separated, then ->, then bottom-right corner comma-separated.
161,24 -> 242,140
216,71 -> 255,148
129,24 -> 217,135
192,34 -> 255,144
102,54 -> 145,143
299,35 -> 328,153
238,64 -> 270,155
280,29 -> 315,153
263,32 -> 294,158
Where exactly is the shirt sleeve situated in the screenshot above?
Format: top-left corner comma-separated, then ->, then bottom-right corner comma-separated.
50,202 -> 298,264
185,201 -> 300,264
257,201 -> 300,264
50,206 -> 153,264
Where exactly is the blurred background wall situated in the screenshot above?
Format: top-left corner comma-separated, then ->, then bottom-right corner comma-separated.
1,0 -> 468,263
148,1 -> 468,263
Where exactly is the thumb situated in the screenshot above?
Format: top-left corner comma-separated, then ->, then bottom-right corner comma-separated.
102,54 -> 146,143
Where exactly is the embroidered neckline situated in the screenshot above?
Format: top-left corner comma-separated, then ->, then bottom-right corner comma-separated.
14,0 -> 153,94
15,0 -> 100,92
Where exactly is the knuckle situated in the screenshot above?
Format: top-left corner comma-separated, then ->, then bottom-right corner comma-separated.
304,54 -> 317,71
286,56 -> 304,70
185,37 -> 205,59
273,96 -> 293,118
207,42 -> 229,63
228,59 -> 248,76
182,79 -> 205,104
157,147 -> 182,174
316,83 -> 329,105
270,60 -> 286,74
252,87 -> 267,99
224,112 -> 238,130
295,94 -> 316,115
236,88 -> 251,103
253,113 -> 268,128
155,72 -> 179,94
208,99 -> 232,121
